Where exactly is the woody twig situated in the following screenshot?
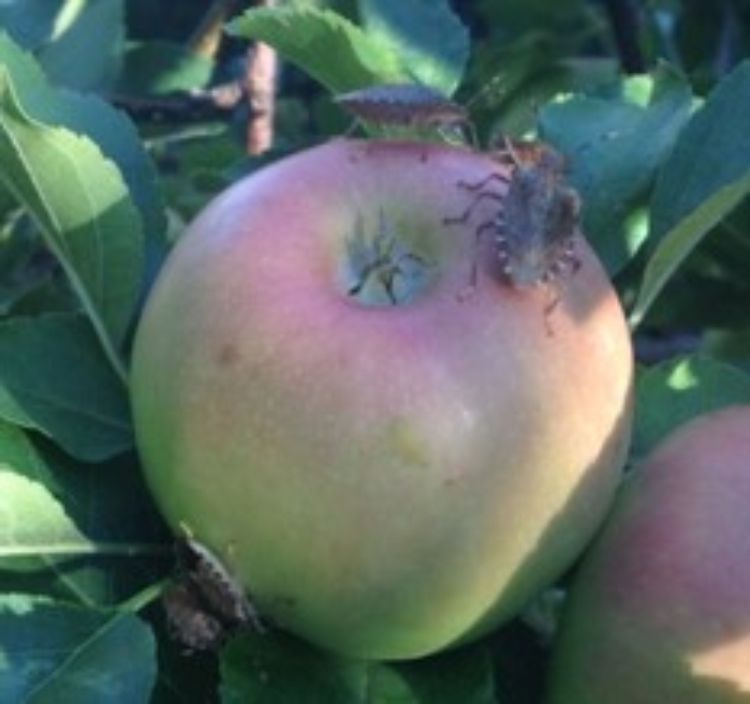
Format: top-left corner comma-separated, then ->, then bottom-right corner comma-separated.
243,0 -> 278,155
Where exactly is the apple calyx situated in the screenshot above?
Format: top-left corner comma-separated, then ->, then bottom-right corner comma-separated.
339,207 -> 435,307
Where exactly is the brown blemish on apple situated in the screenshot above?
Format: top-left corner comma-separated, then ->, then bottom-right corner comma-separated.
443,469 -> 465,487
218,343 -> 241,366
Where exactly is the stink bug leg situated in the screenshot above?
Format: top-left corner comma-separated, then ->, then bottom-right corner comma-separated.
443,188 -> 504,226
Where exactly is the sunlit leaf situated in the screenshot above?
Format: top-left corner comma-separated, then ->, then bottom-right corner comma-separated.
358,0 -> 469,95
226,5 -> 406,93
37,0 -> 125,92
0,67 -> 142,379
0,422 -> 168,605
0,30 -> 165,324
633,354 -> 750,459
540,63 -> 692,275
631,60 -> 750,326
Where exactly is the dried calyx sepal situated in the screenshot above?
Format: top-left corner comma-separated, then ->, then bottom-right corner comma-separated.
344,208 -> 432,306
163,526 -> 264,653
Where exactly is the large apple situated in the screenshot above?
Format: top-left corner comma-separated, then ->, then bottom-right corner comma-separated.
131,139 -> 633,660
547,405 -> 750,702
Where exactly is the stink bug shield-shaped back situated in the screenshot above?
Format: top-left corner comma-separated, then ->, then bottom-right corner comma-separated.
445,140 -> 581,295
497,142 -> 581,287
334,83 -> 474,142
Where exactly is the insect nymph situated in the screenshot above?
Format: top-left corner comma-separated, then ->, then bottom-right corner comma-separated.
163,534 -> 263,653
446,140 -> 582,300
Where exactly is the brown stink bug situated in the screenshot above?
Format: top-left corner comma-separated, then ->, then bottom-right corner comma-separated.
493,140 -> 581,289
334,83 -> 473,141
163,533 -> 264,654
445,139 -> 581,309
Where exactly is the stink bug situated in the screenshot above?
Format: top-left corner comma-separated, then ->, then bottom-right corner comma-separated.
445,139 -> 581,302
493,140 -> 581,289
334,83 -> 473,141
163,534 -> 264,653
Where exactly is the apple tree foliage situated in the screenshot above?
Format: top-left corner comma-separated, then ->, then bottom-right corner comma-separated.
1,0 -> 750,701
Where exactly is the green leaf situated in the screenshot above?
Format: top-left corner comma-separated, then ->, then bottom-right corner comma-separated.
539,63 -> 693,275
0,0 -> 61,50
0,215 -> 54,315
633,355 -> 750,459
156,126 -> 247,221
0,66 -> 143,380
0,593 -> 156,703
704,326 -> 750,369
51,91 -> 168,296
0,313 -> 132,462
37,0 -> 125,92
220,631 -> 368,703
630,60 -> 750,326
116,41 -> 214,96
358,0 -> 469,95
0,31 -> 165,270
460,32 -> 617,141
369,645 -> 496,704
149,616 -> 221,704
476,0 -> 588,36
0,422 -> 169,605
226,5 -> 406,94
220,631 -> 497,704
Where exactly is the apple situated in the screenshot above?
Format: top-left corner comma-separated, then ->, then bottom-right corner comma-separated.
547,405 -> 750,702
130,139 -> 633,660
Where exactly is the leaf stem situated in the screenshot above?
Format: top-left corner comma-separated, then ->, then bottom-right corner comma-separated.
0,542 -> 172,558
58,258 -> 130,386
119,577 -> 172,613
0,165 -> 130,387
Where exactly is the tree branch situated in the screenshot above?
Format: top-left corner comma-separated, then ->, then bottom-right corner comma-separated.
243,0 -> 278,154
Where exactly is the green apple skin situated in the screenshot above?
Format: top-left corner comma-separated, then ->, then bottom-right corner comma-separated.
131,139 -> 633,660
547,405 -> 750,703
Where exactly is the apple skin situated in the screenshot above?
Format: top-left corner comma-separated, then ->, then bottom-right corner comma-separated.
130,139 -> 633,660
547,405 -> 750,703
